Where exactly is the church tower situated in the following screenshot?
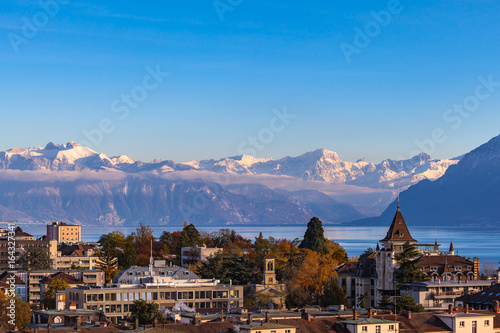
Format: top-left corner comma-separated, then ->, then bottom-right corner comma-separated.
376,204 -> 418,303
263,255 -> 277,285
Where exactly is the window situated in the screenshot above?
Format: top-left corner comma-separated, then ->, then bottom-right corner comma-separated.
459,321 -> 465,327
484,320 -> 490,326
389,324 -> 395,331
362,326 -> 368,332
375,325 -> 381,333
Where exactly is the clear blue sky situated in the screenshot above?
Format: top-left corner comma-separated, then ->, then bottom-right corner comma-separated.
1,1 -> 500,163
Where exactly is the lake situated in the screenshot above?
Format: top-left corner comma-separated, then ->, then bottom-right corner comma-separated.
26,223 -> 499,267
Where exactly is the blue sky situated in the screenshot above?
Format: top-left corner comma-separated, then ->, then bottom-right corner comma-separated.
1,0 -> 500,163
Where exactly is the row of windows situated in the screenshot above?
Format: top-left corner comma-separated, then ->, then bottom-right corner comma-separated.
84,290 -> 240,303
86,301 -> 240,313
459,320 -> 489,327
362,325 -> 394,332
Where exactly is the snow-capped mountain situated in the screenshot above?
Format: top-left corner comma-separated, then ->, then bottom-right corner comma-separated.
0,142 -> 189,173
351,133 -> 500,227
0,142 -> 462,226
181,148 -> 459,190
0,143 -> 457,190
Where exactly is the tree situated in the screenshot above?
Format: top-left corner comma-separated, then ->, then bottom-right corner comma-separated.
97,243 -> 119,283
19,248 -> 53,270
197,253 -> 260,285
395,293 -> 425,313
395,242 -> 426,284
294,250 -> 338,304
42,277 -> 69,309
379,293 -> 393,310
357,291 -> 369,309
0,291 -> 32,330
320,280 -> 348,307
180,223 -> 201,248
482,261 -> 497,278
131,299 -> 166,325
14,226 -> 23,233
361,247 -> 375,257
299,217 -> 328,255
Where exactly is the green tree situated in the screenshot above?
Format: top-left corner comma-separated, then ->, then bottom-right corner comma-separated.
254,232 -> 271,254
361,247 -> 375,257
395,242 -> 426,283
179,223 -> 201,248
19,248 -> 53,270
320,280 -> 348,307
378,293 -> 393,310
131,299 -> 166,325
159,231 -> 173,249
42,277 -> 69,309
14,226 -> 23,233
97,243 -> 119,283
357,291 -> 370,309
299,217 -> 328,254
197,253 -> 260,285
395,293 -> 425,313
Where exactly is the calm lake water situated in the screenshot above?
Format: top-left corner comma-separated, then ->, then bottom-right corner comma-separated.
26,224 -> 499,267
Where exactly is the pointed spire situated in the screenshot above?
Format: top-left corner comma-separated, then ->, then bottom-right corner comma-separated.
380,205 -> 417,243
397,180 -> 400,210
449,241 -> 455,254
376,243 -> 380,251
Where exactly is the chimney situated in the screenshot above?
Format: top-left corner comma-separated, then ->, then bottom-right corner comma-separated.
76,316 -> 81,332
407,311 -> 412,319
465,305 -> 469,314
448,304 -> 453,314
265,312 -> 270,323
247,313 -> 253,325
353,307 -> 358,320
368,308 -> 373,318
495,301 -> 500,314
194,313 -> 201,326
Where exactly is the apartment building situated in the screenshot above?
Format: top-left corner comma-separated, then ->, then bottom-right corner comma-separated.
0,232 -> 57,270
55,244 -> 100,270
65,279 -> 244,320
47,222 -> 81,244
17,269 -> 104,308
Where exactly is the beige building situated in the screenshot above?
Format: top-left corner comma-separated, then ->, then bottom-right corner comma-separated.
55,244 -> 100,270
47,221 -> 81,244
17,269 -> 104,308
437,312 -> 496,333
0,232 -> 57,270
180,245 -> 221,267
239,322 -> 297,333
65,279 -> 244,319
340,310 -> 398,333
405,280 -> 492,310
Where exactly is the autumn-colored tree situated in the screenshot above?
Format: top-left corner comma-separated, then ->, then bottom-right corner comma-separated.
0,291 -> 32,330
42,277 -> 69,309
294,249 -> 338,304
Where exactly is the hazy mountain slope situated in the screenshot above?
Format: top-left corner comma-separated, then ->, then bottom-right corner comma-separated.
350,134 -> 500,226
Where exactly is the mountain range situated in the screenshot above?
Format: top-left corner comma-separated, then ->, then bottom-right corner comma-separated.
0,141 -> 461,226
352,133 -> 500,227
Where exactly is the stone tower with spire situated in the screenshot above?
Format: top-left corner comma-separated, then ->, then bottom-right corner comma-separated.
376,204 -> 418,303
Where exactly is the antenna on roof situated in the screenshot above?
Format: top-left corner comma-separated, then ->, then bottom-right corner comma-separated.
397,180 -> 400,210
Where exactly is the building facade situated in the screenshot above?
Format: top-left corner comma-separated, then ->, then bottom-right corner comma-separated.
66,279 -> 244,319
180,245 -> 221,267
47,222 -> 81,244
0,233 -> 57,270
